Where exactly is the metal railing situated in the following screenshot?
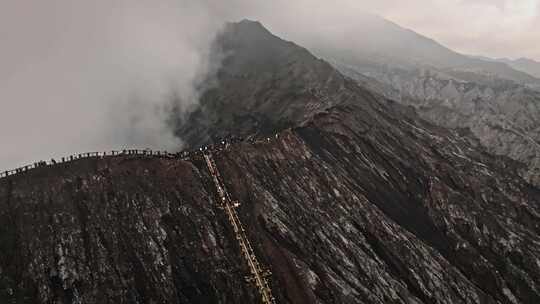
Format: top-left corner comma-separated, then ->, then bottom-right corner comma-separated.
204,153 -> 276,304
0,149 -> 192,179
0,133 -> 283,181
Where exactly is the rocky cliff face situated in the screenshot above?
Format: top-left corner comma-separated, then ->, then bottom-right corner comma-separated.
1,20 -> 540,304
332,60 -> 540,187
298,14 -> 540,187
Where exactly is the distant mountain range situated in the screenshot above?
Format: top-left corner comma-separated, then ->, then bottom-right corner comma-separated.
303,14 -> 540,186
297,13 -> 540,87
468,55 -> 540,80
492,57 -> 540,79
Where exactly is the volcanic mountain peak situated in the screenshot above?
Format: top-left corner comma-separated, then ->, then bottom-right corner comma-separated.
176,20 -> 346,147
233,19 -> 270,33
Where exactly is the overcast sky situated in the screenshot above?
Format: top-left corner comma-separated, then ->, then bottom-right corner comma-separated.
370,0 -> 540,60
0,0 -> 221,169
0,0 -> 538,170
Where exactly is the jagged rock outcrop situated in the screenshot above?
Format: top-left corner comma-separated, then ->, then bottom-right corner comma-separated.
1,20 -> 540,304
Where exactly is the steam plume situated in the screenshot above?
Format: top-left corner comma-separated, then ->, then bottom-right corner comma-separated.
0,0 -> 224,168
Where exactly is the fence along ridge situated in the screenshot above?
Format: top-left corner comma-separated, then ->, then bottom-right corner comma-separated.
0,149 -> 184,179
0,133 -> 282,180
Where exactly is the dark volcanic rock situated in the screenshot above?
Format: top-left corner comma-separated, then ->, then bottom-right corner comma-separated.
330,60 -> 540,187
1,20 -> 540,304
175,20 -> 345,147
0,156 -> 261,303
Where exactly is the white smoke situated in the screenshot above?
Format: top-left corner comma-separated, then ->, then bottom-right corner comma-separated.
0,0 -> 224,168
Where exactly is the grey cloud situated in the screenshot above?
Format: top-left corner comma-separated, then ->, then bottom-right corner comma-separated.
0,0 -> 225,169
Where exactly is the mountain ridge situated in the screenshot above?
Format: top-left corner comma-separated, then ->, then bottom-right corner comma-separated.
298,14 -> 540,86
495,57 -> 540,79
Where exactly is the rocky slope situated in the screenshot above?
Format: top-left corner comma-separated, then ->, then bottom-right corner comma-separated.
494,58 -> 540,79
293,14 -> 540,186
332,60 -> 540,186
1,20 -> 540,304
